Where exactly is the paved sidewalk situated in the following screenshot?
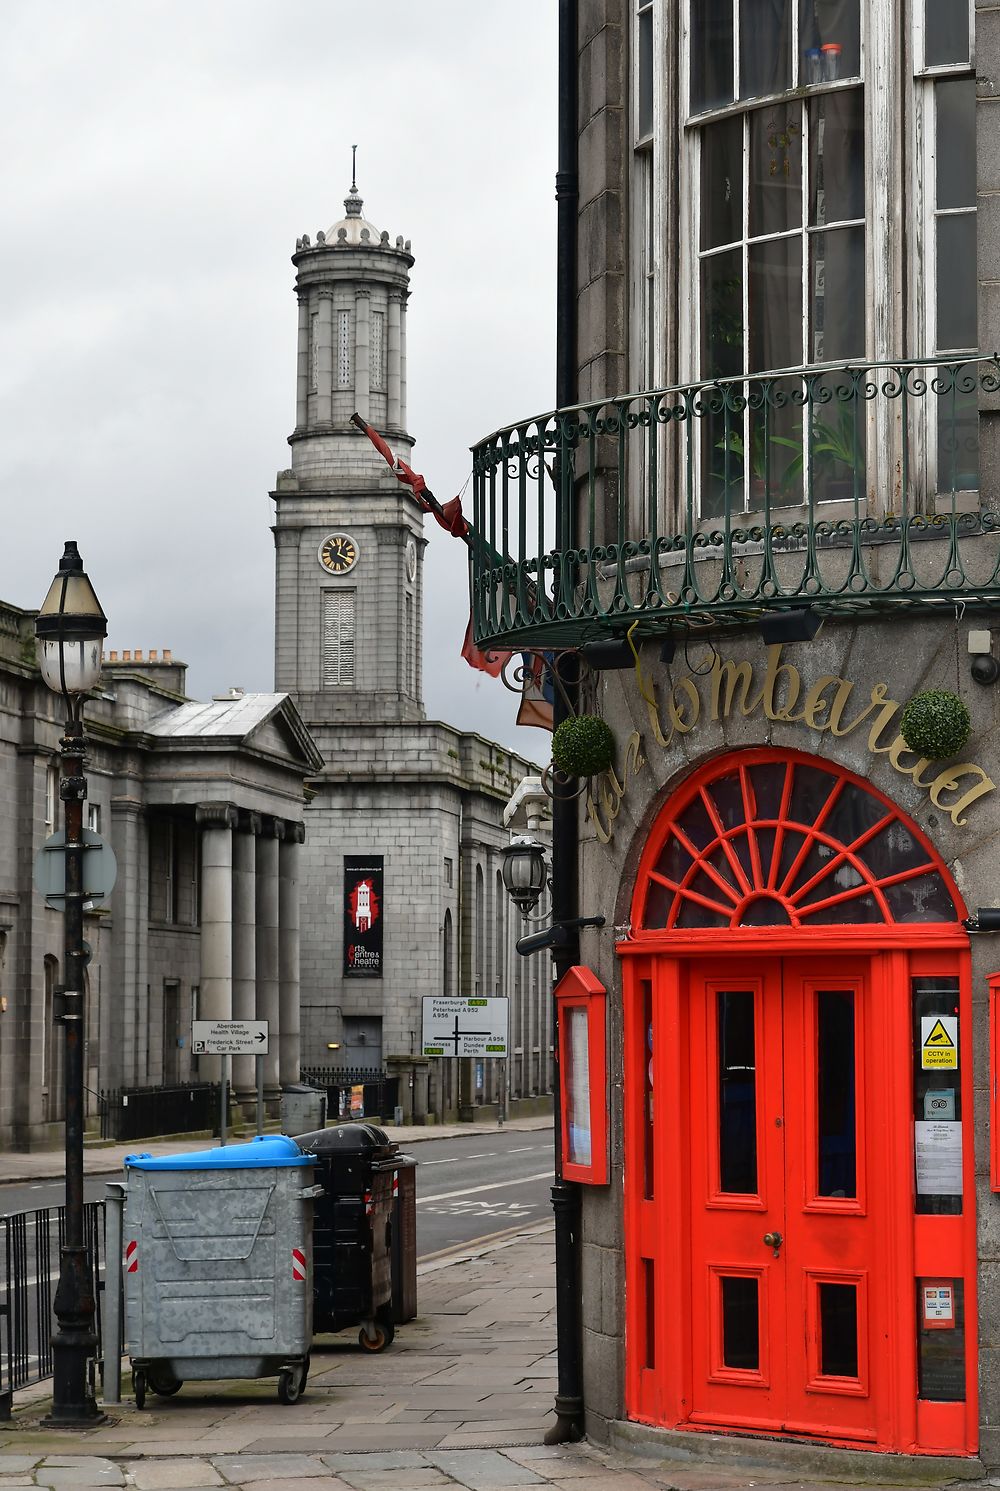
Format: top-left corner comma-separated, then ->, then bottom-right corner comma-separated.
0,1222 -> 984,1490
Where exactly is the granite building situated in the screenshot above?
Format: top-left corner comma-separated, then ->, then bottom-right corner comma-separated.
467,0 -> 1000,1470
270,180 -> 552,1122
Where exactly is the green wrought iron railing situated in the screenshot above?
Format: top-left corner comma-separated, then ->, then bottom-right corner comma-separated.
470,356 -> 1000,650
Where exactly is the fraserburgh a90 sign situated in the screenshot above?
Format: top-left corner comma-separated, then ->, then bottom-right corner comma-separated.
421,996 -> 508,1058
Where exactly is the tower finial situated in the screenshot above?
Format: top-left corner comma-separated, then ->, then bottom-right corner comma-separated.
345,145 -> 363,217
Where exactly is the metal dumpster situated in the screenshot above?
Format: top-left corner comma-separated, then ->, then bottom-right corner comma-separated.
123,1134 -> 319,1407
280,1083 -> 327,1135
294,1123 -> 398,1351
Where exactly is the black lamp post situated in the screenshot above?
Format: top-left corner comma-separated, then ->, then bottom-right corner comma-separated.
35,540 -> 107,1427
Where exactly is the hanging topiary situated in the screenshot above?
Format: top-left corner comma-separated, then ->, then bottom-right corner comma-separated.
899,689 -> 972,760
551,714 -> 616,778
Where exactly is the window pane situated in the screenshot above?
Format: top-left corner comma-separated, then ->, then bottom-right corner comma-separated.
809,89 -> 865,225
937,374 -> 979,492
917,1279 -> 966,1401
822,781 -> 889,846
722,1276 -> 760,1369
739,896 -> 793,925
749,236 -> 802,371
701,249 -> 745,516
702,115 -> 744,249
749,762 -> 788,819
718,991 -> 758,1193
638,6 -> 654,137
937,214 -> 977,351
706,770 -> 745,828
937,80 -> 976,212
819,1282 -> 859,1376
750,107 -> 802,237
741,0 -> 792,99
925,0 -> 970,67
800,0 -> 861,82
691,0 -> 734,113
883,872 -> 955,923
854,817 -> 927,876
818,991 -> 856,1197
811,227 -> 865,361
802,890 -> 884,923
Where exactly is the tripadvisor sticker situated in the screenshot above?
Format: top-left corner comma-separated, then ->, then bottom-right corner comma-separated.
921,1015 -> 958,1070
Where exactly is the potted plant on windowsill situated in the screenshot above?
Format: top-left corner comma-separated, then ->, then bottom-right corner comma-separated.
771,407 -> 865,504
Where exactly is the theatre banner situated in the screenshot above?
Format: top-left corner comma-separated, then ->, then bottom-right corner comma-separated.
344,855 -> 383,977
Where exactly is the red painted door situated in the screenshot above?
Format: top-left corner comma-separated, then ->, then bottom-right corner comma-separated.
688,956 -> 885,1442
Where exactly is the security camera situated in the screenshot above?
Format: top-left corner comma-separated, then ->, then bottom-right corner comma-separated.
971,653 -> 1000,686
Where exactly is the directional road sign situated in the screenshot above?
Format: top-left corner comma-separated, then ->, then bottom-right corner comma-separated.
33,829 -> 118,908
422,996 -> 508,1058
191,1019 -> 269,1056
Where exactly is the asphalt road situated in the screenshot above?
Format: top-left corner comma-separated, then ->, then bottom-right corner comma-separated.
0,1127 -> 555,1259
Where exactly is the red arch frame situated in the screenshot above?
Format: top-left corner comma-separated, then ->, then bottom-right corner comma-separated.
629,748 -> 966,940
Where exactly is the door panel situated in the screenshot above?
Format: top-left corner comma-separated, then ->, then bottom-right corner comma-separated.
689,957 -> 881,1441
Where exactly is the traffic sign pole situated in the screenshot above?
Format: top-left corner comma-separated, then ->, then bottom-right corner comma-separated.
220,1055 -> 229,1148
256,1054 -> 264,1136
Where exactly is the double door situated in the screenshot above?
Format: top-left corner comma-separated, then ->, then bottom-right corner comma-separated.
687,956 -> 884,1441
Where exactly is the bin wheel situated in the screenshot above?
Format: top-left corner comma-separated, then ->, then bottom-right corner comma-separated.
277,1358 -> 308,1405
133,1368 -> 146,1410
359,1319 -> 394,1352
147,1370 -> 182,1397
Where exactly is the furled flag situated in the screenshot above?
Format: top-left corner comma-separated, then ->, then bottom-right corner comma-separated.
515,652 -> 555,730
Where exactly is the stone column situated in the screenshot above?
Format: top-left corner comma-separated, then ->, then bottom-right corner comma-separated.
387,292 -> 402,427
195,803 -> 236,1084
255,818 -> 283,1098
354,287 -> 370,423
231,812 -> 259,1100
316,290 -> 333,425
399,290 -> 408,431
278,822 -> 303,1087
295,294 -> 309,428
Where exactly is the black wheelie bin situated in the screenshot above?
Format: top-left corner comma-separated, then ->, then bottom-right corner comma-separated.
294,1122 -> 398,1352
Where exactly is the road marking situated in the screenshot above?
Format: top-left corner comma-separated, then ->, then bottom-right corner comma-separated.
507,1146 -> 539,1153
465,1152 -> 496,1159
420,1156 -> 461,1165
417,1171 -> 551,1205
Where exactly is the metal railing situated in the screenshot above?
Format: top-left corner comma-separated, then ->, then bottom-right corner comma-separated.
470,355 -> 1000,649
0,1200 -> 107,1418
300,1066 -> 398,1121
98,1081 -> 221,1142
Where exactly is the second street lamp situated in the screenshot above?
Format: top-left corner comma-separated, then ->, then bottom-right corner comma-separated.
35,540 -> 107,1427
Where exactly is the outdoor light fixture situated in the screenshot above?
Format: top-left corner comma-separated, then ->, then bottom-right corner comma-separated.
659,637 -> 676,665
34,541 -> 107,1428
759,605 -> 824,646
579,637 -> 634,671
964,909 -> 1000,932
500,835 -> 549,917
500,836 -> 605,953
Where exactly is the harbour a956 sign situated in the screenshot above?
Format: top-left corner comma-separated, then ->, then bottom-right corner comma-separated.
421,996 -> 509,1058
344,855 -> 383,977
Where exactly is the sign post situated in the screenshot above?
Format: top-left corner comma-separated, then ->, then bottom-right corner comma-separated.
191,1020 -> 270,1147
421,997 -> 509,1058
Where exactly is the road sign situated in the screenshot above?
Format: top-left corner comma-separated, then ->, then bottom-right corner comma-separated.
33,829 -> 118,907
191,1019 -> 269,1055
421,996 -> 508,1058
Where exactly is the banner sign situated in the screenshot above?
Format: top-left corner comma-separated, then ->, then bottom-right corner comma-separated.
344,855 -> 383,978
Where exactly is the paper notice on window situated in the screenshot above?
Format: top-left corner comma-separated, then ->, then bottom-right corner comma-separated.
915,1120 -> 963,1196
566,1006 -> 592,1167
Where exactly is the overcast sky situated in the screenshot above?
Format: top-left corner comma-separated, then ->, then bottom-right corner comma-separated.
1,1 -> 557,763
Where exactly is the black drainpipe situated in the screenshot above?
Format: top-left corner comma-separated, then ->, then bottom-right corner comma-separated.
544,0 -> 584,1447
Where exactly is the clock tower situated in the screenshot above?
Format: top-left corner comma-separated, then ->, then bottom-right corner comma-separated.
271,176 -> 424,727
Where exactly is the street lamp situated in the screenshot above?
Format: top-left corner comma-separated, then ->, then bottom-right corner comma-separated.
500,836 -> 549,917
35,540 -> 107,1427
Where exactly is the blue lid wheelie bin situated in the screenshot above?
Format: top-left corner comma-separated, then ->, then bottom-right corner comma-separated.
123,1134 -> 320,1406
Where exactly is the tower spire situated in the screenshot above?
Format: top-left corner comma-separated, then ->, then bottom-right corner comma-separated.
345,144 -> 362,217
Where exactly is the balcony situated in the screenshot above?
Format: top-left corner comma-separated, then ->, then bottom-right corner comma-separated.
470,356 -> 1000,651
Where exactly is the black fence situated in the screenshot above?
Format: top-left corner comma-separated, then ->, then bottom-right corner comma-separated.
0,1200 -> 108,1418
300,1066 -> 398,1122
99,1081 -> 221,1142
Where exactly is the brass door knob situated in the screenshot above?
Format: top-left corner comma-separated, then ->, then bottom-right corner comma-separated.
763,1231 -> 783,1255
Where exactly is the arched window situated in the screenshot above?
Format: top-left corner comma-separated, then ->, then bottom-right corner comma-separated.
634,750 -> 960,932
495,870 -> 505,996
475,865 -> 485,995
443,908 -> 453,997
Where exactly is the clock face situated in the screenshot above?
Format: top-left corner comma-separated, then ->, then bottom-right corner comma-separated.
405,537 -> 417,583
319,533 -> 359,575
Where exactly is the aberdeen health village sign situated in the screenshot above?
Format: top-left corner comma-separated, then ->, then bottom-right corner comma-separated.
586,643 -> 996,844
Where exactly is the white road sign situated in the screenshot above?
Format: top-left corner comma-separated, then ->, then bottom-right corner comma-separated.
422,996 -> 508,1058
192,1019 -> 269,1055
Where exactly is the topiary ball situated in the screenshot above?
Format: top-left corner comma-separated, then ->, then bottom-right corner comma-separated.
551,714 -> 616,778
899,689 -> 971,760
